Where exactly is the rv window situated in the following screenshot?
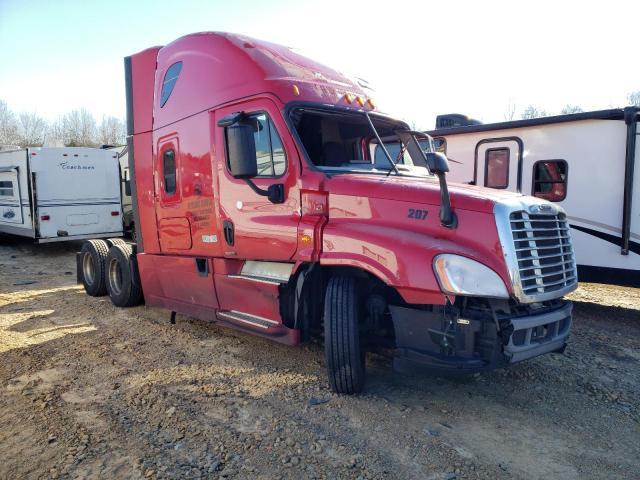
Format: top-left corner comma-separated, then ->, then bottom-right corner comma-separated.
485,148 -> 509,189
533,160 -> 567,202
0,181 -> 13,197
160,62 -> 183,108
433,137 -> 447,154
227,112 -> 286,177
163,149 -> 177,195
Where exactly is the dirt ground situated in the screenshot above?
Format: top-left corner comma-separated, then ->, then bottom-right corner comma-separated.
1,238 -> 639,480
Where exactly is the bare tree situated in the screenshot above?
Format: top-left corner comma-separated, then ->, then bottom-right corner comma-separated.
560,104 -> 583,115
504,99 -> 517,121
16,112 -> 48,147
521,106 -> 549,120
62,108 -> 97,147
97,115 -> 126,146
628,91 -> 640,107
0,100 -> 19,146
46,117 -> 65,146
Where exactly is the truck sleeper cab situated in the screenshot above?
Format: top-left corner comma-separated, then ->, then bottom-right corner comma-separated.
78,32 -> 578,394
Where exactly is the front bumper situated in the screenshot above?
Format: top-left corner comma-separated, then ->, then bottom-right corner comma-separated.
390,299 -> 572,373
505,302 -> 571,363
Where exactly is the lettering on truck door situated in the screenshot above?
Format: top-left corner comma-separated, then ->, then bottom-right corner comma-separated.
214,99 -> 301,261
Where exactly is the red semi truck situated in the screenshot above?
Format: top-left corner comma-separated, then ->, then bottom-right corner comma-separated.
78,32 -> 578,394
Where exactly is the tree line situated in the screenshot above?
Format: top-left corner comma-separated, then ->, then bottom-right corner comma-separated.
0,99 -> 125,148
506,91 -> 640,120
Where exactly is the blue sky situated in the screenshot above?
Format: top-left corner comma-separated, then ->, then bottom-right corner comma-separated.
1,0 -> 639,129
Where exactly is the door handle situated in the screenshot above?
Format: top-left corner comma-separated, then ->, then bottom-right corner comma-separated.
223,220 -> 234,246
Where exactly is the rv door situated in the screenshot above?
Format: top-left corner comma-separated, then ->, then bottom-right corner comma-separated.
0,167 -> 24,224
475,138 -> 522,192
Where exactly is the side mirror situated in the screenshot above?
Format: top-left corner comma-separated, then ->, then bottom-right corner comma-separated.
227,124 -> 257,179
425,151 -> 450,175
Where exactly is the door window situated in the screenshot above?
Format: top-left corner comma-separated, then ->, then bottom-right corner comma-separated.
163,149 -> 177,195
533,160 -> 567,202
485,148 -> 510,189
0,180 -> 14,197
227,113 -> 286,177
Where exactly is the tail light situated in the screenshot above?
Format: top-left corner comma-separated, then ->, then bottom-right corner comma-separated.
111,211 -> 120,216
40,215 -> 50,221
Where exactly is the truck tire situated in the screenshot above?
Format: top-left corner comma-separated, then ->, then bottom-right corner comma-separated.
105,244 -> 143,307
324,276 -> 365,394
80,240 -> 109,296
106,238 -> 127,248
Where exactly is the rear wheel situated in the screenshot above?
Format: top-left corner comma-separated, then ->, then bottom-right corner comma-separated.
324,276 -> 365,394
105,244 -> 143,307
80,240 -> 109,296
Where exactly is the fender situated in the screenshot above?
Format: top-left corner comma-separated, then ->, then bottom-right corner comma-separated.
319,217 -> 511,305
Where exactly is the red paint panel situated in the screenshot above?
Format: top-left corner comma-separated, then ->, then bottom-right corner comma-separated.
137,253 -> 218,310
214,274 -> 282,323
158,217 -> 192,250
130,47 -> 161,134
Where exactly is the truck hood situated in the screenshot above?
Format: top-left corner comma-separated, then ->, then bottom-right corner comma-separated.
324,173 -> 526,214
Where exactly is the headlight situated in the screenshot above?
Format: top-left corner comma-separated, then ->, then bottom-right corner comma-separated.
433,254 -> 509,298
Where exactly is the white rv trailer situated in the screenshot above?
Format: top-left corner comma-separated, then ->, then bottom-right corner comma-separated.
427,107 -> 640,286
0,147 -> 123,242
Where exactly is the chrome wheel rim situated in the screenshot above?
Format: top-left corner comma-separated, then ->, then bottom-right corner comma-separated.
83,252 -> 95,284
108,258 -> 123,295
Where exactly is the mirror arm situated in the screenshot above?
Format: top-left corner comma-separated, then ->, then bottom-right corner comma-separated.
437,173 -> 457,229
243,179 -> 284,204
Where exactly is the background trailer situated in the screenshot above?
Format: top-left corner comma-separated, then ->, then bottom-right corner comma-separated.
430,108 -> 640,286
0,147 -> 123,242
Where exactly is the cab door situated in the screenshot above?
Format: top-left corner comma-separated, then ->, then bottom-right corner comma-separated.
476,138 -> 522,192
153,135 -> 192,251
214,99 -> 301,261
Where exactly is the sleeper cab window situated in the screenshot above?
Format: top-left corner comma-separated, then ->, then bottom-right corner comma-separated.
533,160 -> 568,202
226,113 -> 286,177
160,62 -> 183,107
0,180 -> 14,197
485,148 -> 510,189
163,149 -> 177,195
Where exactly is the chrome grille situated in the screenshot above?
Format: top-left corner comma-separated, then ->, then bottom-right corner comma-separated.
510,211 -> 577,297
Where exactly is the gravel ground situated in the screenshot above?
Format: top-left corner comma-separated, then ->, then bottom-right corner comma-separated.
1,237 -> 639,480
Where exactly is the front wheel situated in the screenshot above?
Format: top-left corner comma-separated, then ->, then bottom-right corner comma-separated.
324,276 -> 365,394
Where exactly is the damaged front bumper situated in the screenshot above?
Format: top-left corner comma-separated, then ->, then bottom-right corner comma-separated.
390,299 -> 572,374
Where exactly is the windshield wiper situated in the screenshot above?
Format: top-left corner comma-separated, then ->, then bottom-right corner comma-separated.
364,112 -> 399,176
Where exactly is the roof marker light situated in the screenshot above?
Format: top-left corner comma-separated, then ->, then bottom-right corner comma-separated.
355,96 -> 364,107
367,98 -> 375,109
344,93 -> 353,104
292,84 -> 300,96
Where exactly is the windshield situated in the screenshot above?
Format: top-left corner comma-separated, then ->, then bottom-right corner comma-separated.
290,107 -> 435,177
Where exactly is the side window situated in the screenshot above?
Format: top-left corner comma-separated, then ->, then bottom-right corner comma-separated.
227,113 -> 286,177
160,62 -> 183,107
0,180 -> 14,197
163,149 -> 177,195
533,160 -> 568,202
485,148 -> 510,189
